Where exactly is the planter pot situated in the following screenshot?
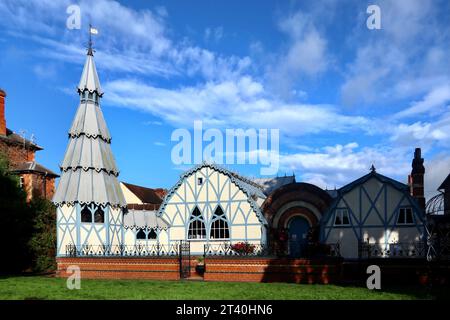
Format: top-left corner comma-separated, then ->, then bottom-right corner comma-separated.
195,264 -> 205,275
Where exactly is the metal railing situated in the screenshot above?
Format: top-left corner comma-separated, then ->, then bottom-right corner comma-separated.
65,243 -> 180,257
358,241 -> 427,259
204,241 -> 341,257
204,242 -> 271,256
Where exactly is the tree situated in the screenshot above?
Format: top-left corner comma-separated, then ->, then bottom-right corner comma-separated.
0,153 -> 33,273
0,153 -> 57,273
28,198 -> 57,272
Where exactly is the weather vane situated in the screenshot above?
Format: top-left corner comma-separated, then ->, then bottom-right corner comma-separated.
87,23 -> 98,55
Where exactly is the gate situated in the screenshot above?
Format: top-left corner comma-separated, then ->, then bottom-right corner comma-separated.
179,240 -> 191,279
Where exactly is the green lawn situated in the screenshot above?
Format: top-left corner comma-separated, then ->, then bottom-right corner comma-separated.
0,276 -> 446,300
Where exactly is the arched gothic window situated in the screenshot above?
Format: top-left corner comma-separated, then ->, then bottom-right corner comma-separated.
210,206 -> 229,239
188,207 -> 206,239
135,229 -> 158,240
136,229 -> 146,240
148,229 -> 157,239
81,204 -> 92,223
81,204 -> 105,224
94,206 -> 104,223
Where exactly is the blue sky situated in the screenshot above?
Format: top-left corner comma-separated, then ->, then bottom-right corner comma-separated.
0,0 -> 449,197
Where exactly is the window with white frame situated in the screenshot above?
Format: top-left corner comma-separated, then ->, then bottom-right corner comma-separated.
210,206 -> 230,239
188,207 -> 206,239
397,207 -> 414,225
334,208 -> 350,226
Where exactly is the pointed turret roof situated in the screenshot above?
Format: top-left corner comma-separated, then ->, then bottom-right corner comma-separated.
77,52 -> 103,95
53,49 -> 126,208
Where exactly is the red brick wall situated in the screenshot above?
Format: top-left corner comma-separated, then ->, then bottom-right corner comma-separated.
21,173 -> 56,201
56,257 -> 181,280
0,140 -> 35,166
203,257 -> 341,284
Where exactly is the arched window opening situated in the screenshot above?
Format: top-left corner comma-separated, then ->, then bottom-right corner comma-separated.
210,207 -> 230,239
94,206 -> 104,223
81,204 -> 92,223
136,229 -> 146,240
148,229 -> 157,239
188,207 -> 206,239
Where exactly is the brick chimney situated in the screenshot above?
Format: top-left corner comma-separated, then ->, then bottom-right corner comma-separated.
0,88 -> 6,136
408,148 -> 425,210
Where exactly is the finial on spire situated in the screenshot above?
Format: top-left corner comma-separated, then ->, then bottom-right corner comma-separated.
87,24 -> 98,56
370,164 -> 376,172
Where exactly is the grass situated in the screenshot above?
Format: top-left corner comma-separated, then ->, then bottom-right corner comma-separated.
0,275 -> 447,300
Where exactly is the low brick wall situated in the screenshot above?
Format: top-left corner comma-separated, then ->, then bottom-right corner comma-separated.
57,256 -> 181,280
203,257 -> 342,284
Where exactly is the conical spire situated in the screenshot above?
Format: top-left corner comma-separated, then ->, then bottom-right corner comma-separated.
53,49 -> 126,208
77,53 -> 103,95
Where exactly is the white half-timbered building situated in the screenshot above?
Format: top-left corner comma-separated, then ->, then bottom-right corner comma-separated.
157,163 -> 268,254
320,167 -> 426,259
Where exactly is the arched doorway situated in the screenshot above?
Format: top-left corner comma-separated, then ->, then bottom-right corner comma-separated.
288,216 -> 310,257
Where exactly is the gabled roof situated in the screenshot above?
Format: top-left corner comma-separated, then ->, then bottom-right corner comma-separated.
0,128 -> 43,151
438,173 -> 450,191
11,161 -> 59,177
338,170 -> 409,195
122,182 -> 163,205
253,175 -> 296,195
157,162 -> 268,225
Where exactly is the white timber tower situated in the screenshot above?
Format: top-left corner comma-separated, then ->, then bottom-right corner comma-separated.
53,41 -> 126,256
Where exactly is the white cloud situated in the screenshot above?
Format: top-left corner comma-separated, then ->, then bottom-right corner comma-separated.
267,10 -> 329,98
0,0 -> 251,82
341,0 -> 449,107
279,142 -> 412,188
393,84 -> 450,119
102,77 -> 371,136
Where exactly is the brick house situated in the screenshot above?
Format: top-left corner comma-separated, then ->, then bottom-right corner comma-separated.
0,88 -> 59,201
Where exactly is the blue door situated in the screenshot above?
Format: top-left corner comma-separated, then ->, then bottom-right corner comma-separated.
288,216 -> 310,257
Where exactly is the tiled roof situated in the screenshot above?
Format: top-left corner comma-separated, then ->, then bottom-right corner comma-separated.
0,128 -> 43,150
122,182 -> 164,204
11,161 -> 59,177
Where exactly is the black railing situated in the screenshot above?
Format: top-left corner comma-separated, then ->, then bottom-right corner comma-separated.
358,241 -> 427,259
65,243 -> 180,257
204,241 -> 341,258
